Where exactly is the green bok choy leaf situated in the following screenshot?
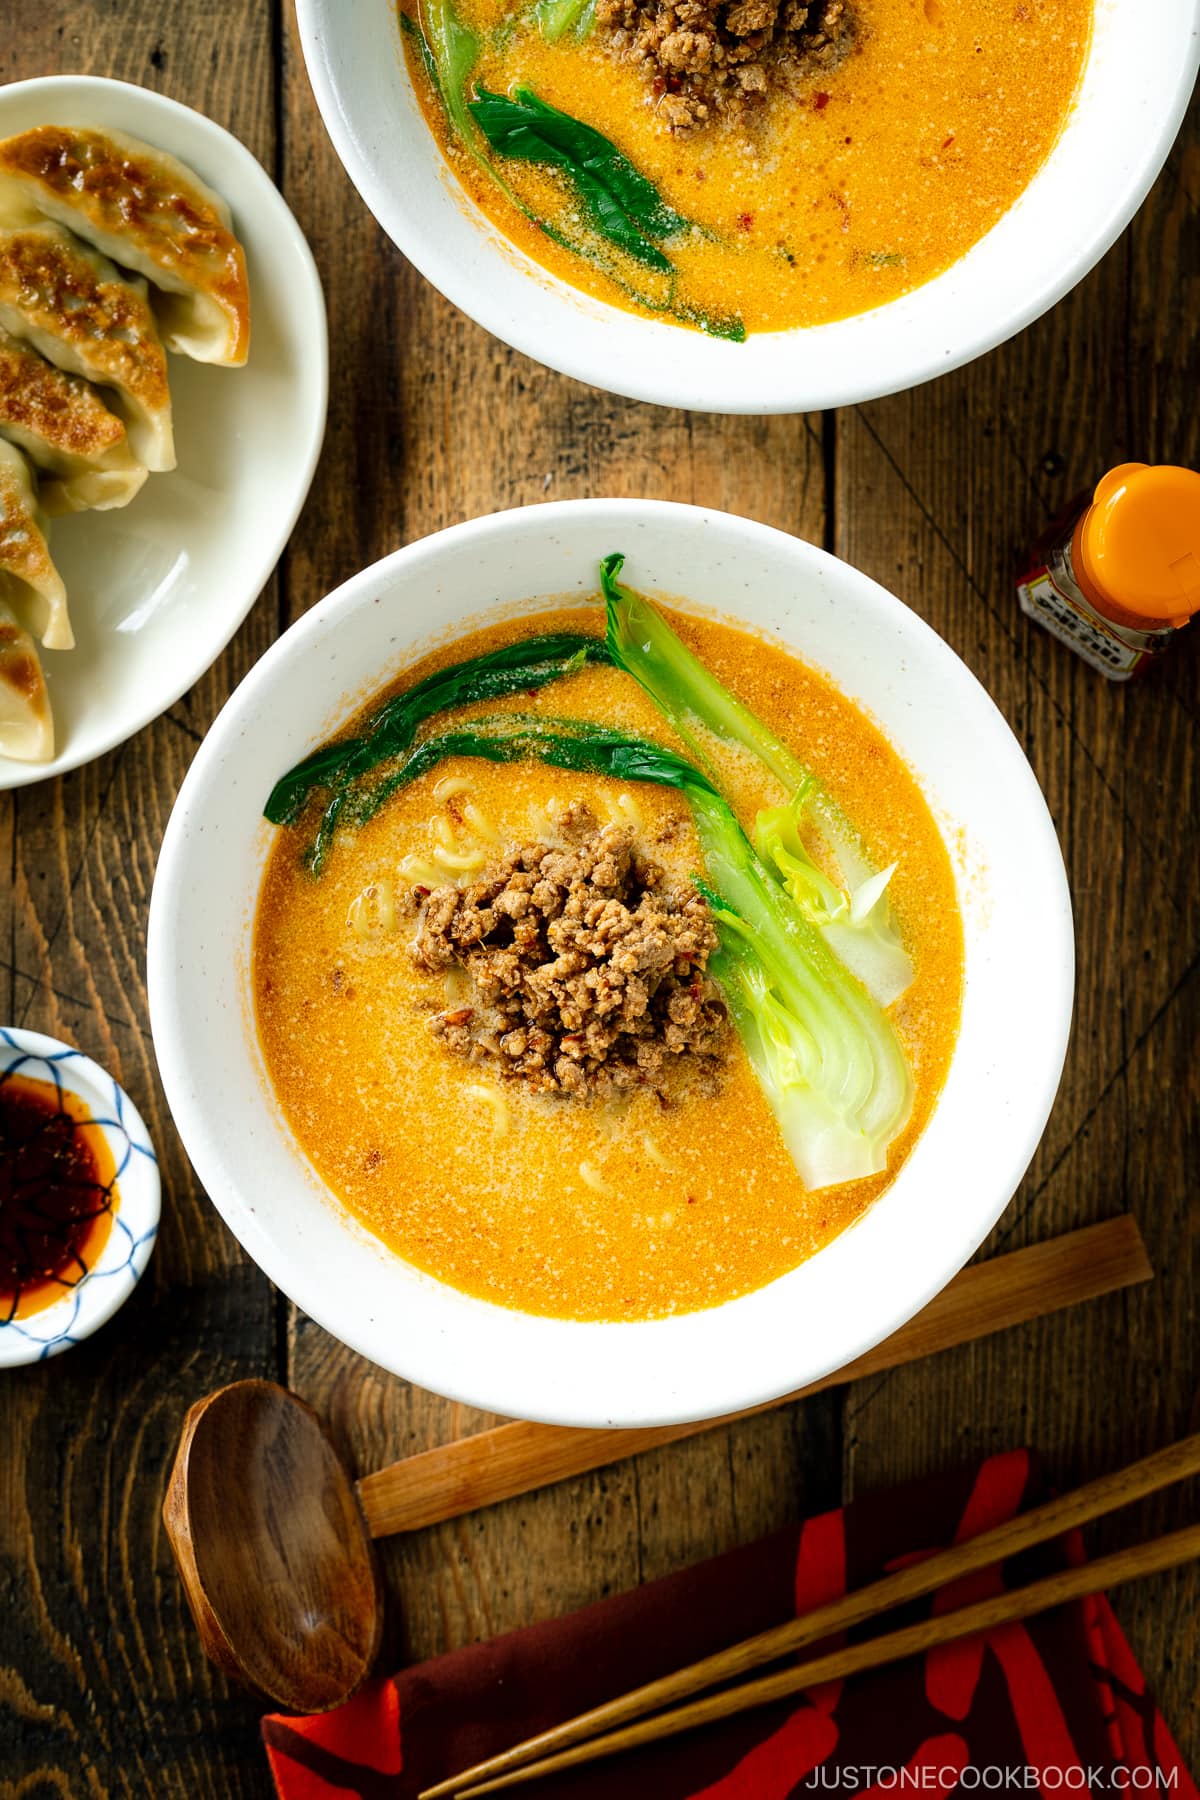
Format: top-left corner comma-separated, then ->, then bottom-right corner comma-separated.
468,86 -> 688,273
264,633 -> 613,872
409,0 -> 481,147
373,712 -> 914,1188
600,553 -> 914,1005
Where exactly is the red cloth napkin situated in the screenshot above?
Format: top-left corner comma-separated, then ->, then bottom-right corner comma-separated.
263,1451 -> 1196,1798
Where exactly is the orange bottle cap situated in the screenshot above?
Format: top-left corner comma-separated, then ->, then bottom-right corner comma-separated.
1073,462 -> 1200,631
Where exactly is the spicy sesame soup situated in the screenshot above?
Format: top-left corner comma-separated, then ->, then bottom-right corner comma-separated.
253,606 -> 963,1322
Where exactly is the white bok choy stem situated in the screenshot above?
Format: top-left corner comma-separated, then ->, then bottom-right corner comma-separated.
688,788 -> 913,1189
601,553 -> 915,1006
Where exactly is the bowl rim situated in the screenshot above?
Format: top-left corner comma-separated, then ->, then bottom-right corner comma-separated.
293,0 -> 1200,413
148,498 -> 1075,1426
0,1025 -> 161,1366
0,73 -> 329,790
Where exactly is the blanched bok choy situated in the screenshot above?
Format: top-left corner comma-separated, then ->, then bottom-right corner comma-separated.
468,87 -> 689,274
403,0 -> 745,340
535,0 -> 596,44
380,713 -> 914,1189
600,553 -> 915,1005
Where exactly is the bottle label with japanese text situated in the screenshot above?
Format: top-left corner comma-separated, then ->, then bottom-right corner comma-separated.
1017,561 -> 1170,681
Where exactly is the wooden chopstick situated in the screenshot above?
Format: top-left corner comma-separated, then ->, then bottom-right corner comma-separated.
421,1430 -> 1200,1800
364,1216 -> 1150,1537
445,1523 -> 1200,1797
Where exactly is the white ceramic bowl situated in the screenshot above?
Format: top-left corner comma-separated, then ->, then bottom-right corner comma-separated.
148,500 -> 1073,1427
0,1027 -> 160,1366
294,0 -> 1199,413
0,76 -> 328,789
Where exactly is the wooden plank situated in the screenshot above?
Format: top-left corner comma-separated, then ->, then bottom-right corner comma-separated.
1,2 -> 1196,1790
1,975 -> 278,1797
356,1219 -> 1150,1536
837,88 -> 1200,1761
0,6 -> 283,1797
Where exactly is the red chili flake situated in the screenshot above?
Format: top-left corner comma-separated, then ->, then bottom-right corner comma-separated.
690,982 -> 702,999
942,132 -> 956,149
830,190 -> 851,230
447,794 -> 465,825
812,90 -> 830,110
737,211 -> 755,232
0,1074 -> 117,1322
686,1194 -> 698,1205
695,168 -> 706,181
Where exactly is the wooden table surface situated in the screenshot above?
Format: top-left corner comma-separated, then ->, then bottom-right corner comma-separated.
2,5 -> 1198,1792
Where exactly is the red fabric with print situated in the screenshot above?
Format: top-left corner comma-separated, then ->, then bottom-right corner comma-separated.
263,1452 -> 1197,1800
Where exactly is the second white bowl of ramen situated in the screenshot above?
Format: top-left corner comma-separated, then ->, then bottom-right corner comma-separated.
292,0 -> 1200,411
148,500 -> 1073,1427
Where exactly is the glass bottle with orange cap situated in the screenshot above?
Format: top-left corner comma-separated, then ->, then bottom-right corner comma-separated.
1017,463 -> 1200,679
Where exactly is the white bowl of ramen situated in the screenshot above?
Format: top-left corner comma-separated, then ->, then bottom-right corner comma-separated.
293,0 -> 1198,412
148,501 -> 1073,1427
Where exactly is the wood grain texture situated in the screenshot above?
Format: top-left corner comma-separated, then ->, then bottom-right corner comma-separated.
2,8 -> 283,1798
356,1219 -> 1150,1536
836,90 -> 1200,1744
1,0 -> 1197,1790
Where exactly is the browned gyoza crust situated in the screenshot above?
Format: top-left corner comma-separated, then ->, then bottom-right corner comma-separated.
0,598 -> 54,762
0,226 -> 170,419
0,325 -> 127,460
0,126 -> 249,363
0,452 -> 60,601
0,615 -> 44,702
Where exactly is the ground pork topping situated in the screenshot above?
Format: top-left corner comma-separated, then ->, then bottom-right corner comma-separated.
412,810 -> 729,1099
597,0 -> 853,133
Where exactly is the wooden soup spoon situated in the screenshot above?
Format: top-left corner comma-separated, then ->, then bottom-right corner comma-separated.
162,1216 -> 1150,1715
163,1379 -> 383,1714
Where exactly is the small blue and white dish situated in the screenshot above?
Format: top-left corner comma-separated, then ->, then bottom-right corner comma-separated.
0,1027 -> 160,1367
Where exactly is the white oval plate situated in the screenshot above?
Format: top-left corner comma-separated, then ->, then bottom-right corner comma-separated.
294,0 -> 1200,413
0,1027 -> 160,1366
148,500 -> 1074,1429
0,76 -> 328,790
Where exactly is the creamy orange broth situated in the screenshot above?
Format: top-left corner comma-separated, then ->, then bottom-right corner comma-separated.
254,607 -> 963,1321
400,0 -> 1090,334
